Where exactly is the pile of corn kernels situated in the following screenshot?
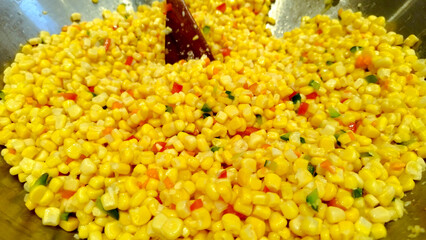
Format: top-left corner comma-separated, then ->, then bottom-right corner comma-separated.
1,0 -> 425,239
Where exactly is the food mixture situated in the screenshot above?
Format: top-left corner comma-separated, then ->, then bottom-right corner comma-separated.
1,0 -> 426,239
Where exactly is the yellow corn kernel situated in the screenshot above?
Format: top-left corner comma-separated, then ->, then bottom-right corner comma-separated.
371,223 -> 387,239
355,216 -> 372,236
59,217 -> 79,232
240,223 -> 257,240
325,206 -> 346,224
269,212 -> 287,232
42,207 -> 60,226
191,208 -> 211,230
252,205 -> 271,220
101,192 -> 118,211
280,182 -> 293,200
301,216 -> 322,236
338,220 -> 354,239
129,206 -> 151,226
404,34 -> 419,47
162,217 -> 184,239
280,200 -> 299,220
233,198 -> 253,216
362,125 -> 380,138
369,206 -> 391,223
246,216 -> 265,238
264,173 -> 281,192
222,213 -> 242,236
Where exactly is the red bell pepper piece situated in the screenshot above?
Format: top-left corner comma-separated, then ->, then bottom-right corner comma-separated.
59,93 -> 77,101
190,199 -> 203,211
125,56 -> 133,66
288,91 -> 298,100
348,122 -> 358,132
236,127 -> 259,137
306,92 -> 318,99
222,204 -> 247,220
151,142 -> 167,153
221,47 -> 231,57
298,102 -> 309,115
216,3 -> 226,13
171,82 -> 183,94
104,38 -> 112,51
58,189 -> 76,199
126,135 -> 137,141
218,170 -> 227,179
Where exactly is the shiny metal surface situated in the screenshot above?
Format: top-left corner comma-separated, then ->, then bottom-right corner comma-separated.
0,0 -> 425,239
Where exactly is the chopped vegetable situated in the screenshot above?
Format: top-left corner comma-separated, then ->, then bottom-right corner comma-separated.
0,90 -> 4,100
256,114 -> 262,125
309,80 -> 320,90
225,90 -> 235,100
298,102 -> 309,115
190,199 -> 203,211
125,135 -> 137,141
31,173 -> 49,190
60,212 -> 71,221
202,113 -> 211,118
307,162 -> 316,176
163,177 -> 174,189
221,47 -> 231,57
350,46 -> 363,53
352,188 -> 363,198
290,93 -> 301,104
216,3 -> 226,13
300,137 -> 306,144
104,38 -> 111,51
203,26 -> 211,35
328,107 -> 341,118
59,93 -> 78,101
165,105 -> 173,113
201,103 -> 212,112
397,139 -> 416,146
263,186 -> 271,193
348,122 -> 358,132
264,160 -> 278,170
360,152 -> 372,157
146,168 -> 160,180
306,189 -> 320,211
280,133 -> 290,141
151,142 -> 167,154
125,56 -> 133,65
334,129 -> 346,146
218,170 -> 227,179
96,197 -> 119,220
58,189 -> 76,199
236,127 -> 259,137
355,54 -> 372,69
111,101 -> 123,109
171,82 -> 183,94
211,146 -> 221,152
306,92 -> 318,99
365,74 -> 378,83
320,160 -> 335,173
326,60 -> 334,65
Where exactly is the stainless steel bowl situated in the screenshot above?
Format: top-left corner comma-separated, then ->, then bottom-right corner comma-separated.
0,0 -> 425,239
